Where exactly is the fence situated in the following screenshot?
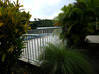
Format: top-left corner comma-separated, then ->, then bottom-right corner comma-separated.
20,27 -> 61,66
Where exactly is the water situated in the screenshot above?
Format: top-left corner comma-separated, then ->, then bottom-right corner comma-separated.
21,33 -> 61,64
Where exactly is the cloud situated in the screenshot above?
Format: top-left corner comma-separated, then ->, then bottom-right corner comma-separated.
12,0 -> 75,20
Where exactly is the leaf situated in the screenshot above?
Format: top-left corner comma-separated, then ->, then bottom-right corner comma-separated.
0,35 -> 4,38
20,5 -> 23,7
12,16 -> 16,24
24,22 -> 28,32
0,22 -> 4,27
15,29 -> 18,33
0,11 -> 2,16
54,22 -> 61,26
2,54 -> 6,62
8,46 -> 14,53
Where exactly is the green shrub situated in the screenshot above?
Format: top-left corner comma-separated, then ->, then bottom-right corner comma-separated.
55,0 -> 98,48
39,43 -> 93,74
0,0 -> 31,73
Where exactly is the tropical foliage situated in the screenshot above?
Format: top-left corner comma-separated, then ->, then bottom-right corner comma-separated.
29,19 -> 54,29
0,0 -> 31,73
55,0 -> 99,48
39,43 -> 93,74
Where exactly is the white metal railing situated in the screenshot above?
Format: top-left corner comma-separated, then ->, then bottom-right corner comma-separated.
20,27 -> 62,66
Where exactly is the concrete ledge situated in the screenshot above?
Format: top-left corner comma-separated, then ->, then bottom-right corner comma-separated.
86,35 -> 99,43
19,58 -> 41,67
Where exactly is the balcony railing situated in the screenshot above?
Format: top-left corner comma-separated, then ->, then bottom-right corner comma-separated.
20,27 -> 61,66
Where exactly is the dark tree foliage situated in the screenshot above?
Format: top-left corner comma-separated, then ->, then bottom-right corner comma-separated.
29,19 -> 54,29
56,0 -> 99,48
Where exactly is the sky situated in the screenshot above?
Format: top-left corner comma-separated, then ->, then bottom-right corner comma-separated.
14,0 -> 75,21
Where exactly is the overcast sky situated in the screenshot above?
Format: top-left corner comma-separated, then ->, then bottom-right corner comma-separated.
15,0 -> 75,21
